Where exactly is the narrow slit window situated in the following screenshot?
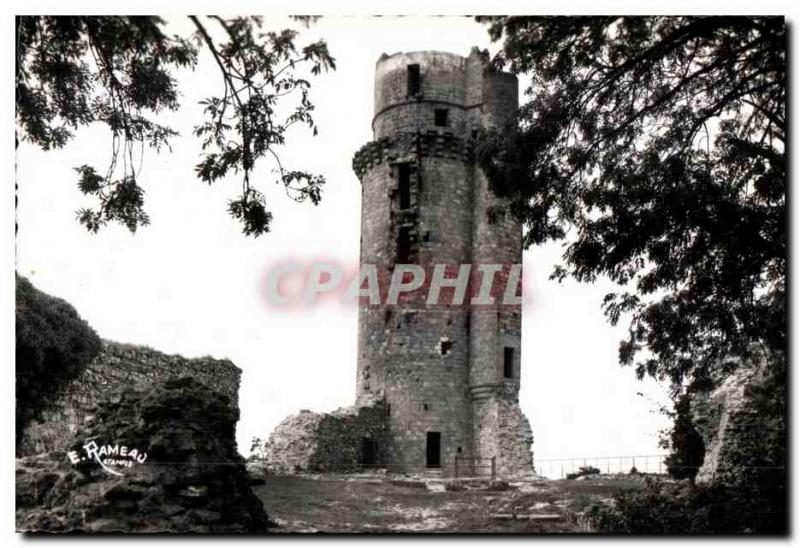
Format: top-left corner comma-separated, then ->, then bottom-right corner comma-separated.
398,164 -> 411,209
398,226 -> 412,263
407,64 -> 421,96
503,347 -> 514,378
434,108 -> 448,127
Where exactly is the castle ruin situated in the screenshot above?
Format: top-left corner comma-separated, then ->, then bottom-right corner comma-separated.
260,48 -> 533,478
19,340 -> 241,455
353,48 -> 532,476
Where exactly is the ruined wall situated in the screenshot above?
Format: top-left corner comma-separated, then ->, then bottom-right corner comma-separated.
19,340 -> 241,455
472,386 -> 534,478
17,377 -> 268,533
691,350 -> 783,486
254,394 -> 387,474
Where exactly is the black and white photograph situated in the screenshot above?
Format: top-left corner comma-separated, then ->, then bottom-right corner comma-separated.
5,5 -> 791,538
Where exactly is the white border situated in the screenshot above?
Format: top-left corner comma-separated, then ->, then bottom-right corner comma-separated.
3,3 -> 798,547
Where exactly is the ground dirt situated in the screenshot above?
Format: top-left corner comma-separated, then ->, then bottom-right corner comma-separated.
253,473 -> 650,533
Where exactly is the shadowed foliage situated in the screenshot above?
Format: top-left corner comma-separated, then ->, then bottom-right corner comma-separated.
662,394 -> 705,482
479,16 -> 786,533
15,275 -> 101,452
477,15 -> 785,391
590,459 -> 785,534
16,16 -> 334,236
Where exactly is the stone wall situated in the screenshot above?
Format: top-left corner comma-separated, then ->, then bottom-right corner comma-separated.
16,377 -> 269,533
691,350 -> 782,485
472,387 -> 534,478
19,340 -> 241,455
252,393 -> 387,474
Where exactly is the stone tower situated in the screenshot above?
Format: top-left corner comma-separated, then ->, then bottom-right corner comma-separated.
351,48 -> 533,477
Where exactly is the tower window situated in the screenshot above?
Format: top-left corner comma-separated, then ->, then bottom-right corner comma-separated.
398,226 -> 412,263
440,339 -> 453,356
407,64 -> 421,96
434,108 -> 448,127
503,347 -> 515,378
398,164 -> 411,209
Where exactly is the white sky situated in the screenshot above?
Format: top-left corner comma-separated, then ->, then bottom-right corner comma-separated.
15,15 -> 671,463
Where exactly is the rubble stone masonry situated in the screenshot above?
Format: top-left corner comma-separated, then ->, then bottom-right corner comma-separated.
19,340 -> 241,455
258,49 -> 534,478
253,393 -> 388,474
353,48 -> 533,476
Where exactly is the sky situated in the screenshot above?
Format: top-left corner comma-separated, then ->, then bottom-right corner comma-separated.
15,15 -> 671,465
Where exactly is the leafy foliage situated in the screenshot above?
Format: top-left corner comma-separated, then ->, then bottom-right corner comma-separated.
589,475 -> 785,534
16,16 -> 193,233
565,465 -> 601,480
15,275 -> 101,452
16,16 -> 334,236
661,393 -> 705,481
478,16 -> 785,392
190,16 -> 334,236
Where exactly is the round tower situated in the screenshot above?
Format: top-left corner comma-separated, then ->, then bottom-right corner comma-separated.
352,49 -> 531,475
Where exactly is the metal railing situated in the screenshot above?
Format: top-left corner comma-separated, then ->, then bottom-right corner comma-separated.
534,454 -> 670,479
454,456 -> 496,479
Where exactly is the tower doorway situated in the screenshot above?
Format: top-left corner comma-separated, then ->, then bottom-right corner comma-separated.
426,432 -> 441,468
361,437 -> 377,468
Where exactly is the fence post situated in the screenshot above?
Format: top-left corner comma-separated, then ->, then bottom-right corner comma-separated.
491,457 -> 496,479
